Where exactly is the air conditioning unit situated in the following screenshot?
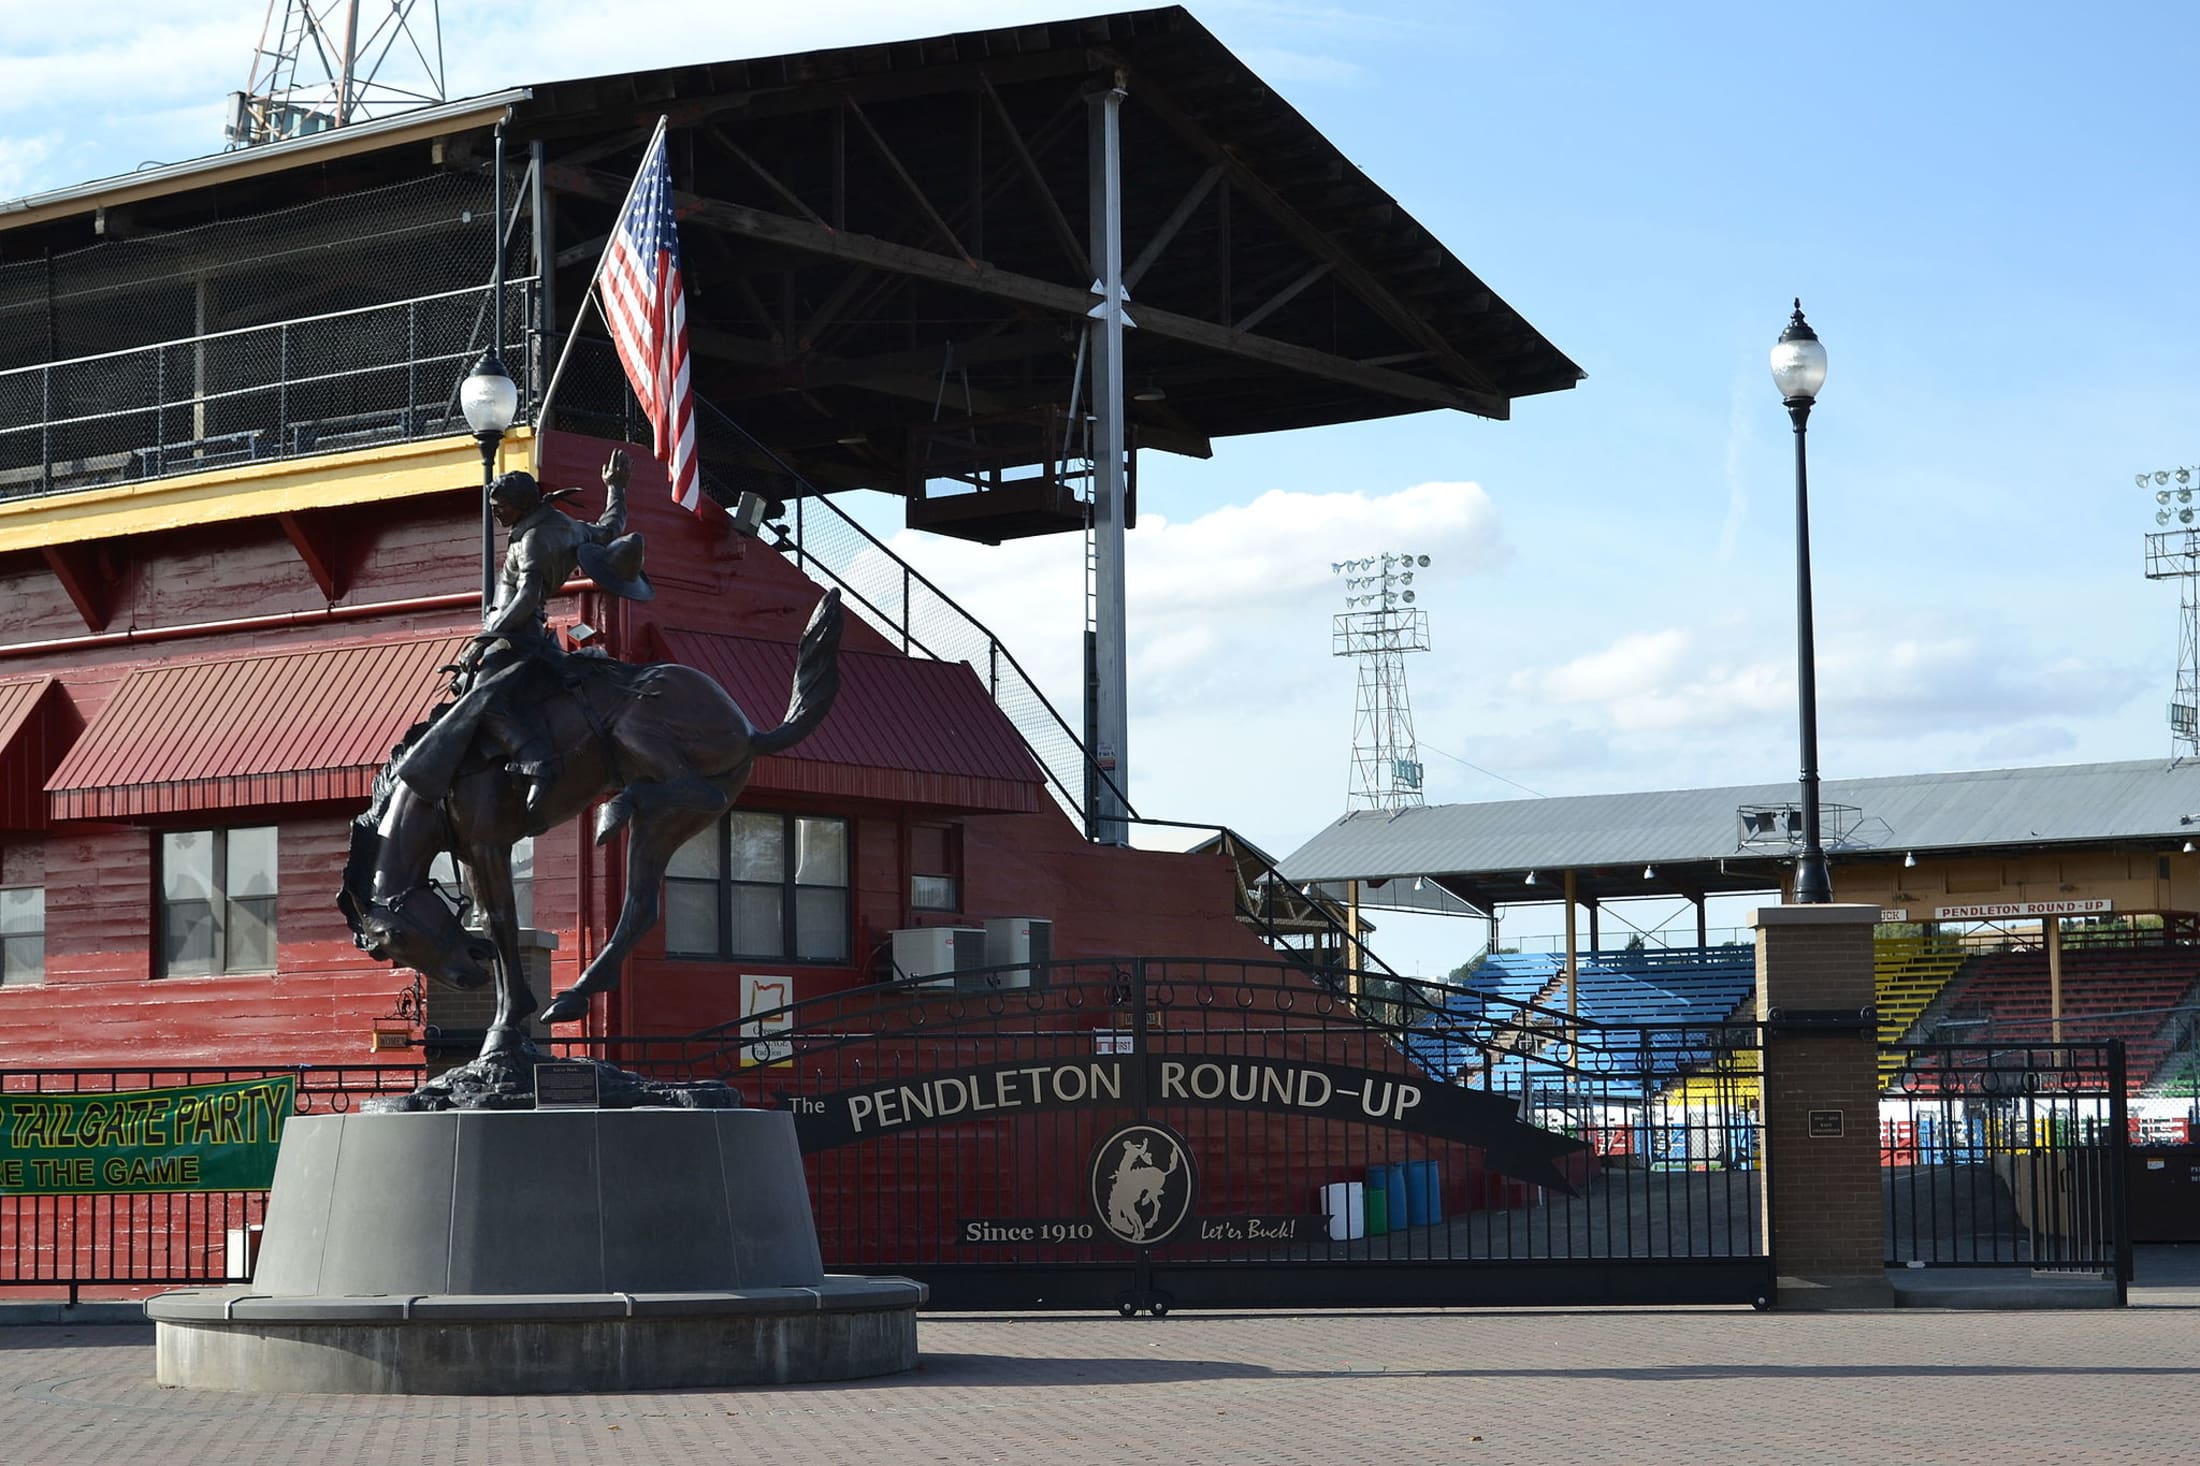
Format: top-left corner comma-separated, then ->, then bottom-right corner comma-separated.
984,917 -> 1053,990
890,926 -> 988,988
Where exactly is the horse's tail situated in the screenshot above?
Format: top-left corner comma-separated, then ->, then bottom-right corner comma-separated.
749,588 -> 844,756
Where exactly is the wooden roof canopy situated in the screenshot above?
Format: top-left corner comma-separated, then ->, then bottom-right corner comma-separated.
2,7 -> 1581,538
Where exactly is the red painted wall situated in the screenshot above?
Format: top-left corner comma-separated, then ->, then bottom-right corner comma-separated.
0,429 -> 1285,1078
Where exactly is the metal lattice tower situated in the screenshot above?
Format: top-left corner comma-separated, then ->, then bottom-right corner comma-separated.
227,1 -> 447,148
2142,466 -> 2200,759
1331,552 -> 1432,812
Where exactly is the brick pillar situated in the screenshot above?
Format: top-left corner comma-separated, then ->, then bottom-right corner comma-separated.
424,929 -> 558,1077
1752,903 -> 1893,1309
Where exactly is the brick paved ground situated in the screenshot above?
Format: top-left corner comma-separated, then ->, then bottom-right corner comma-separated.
4,1270 -> 2199,1465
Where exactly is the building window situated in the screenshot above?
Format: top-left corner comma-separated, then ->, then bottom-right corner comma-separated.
910,823 -> 962,911
0,886 -> 42,985
666,812 -> 849,963
159,827 -> 277,977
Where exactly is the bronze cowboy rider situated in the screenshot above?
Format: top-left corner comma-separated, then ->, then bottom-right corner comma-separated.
395,448 -> 655,827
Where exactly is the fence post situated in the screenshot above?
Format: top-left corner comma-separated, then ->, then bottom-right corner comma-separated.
278,323 -> 289,451
2110,1039 -> 2131,1302
1752,903 -> 1892,1309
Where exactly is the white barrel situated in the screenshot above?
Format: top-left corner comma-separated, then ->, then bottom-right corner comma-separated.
1318,1181 -> 1366,1241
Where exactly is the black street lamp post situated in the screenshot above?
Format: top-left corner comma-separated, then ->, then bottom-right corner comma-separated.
460,349 -> 519,603
1771,299 -> 1832,904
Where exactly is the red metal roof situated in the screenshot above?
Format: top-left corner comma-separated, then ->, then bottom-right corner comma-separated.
658,629 -> 1044,815
47,636 -> 469,820
0,678 -> 65,830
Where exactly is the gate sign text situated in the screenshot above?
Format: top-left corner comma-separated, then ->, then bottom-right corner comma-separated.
1934,899 -> 2112,920
781,1053 -> 1587,1191
0,1076 -> 297,1195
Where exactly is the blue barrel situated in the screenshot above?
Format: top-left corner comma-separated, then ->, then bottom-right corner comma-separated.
1369,1163 -> 1408,1230
1403,1159 -> 1443,1226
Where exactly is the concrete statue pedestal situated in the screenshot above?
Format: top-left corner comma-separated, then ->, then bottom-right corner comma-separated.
147,1108 -> 924,1393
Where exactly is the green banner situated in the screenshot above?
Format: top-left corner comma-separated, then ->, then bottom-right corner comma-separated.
0,1076 -> 297,1195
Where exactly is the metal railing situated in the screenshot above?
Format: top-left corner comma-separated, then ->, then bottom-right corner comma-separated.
0,279 -> 536,501
0,1064 -> 423,1301
1881,1040 -> 2131,1291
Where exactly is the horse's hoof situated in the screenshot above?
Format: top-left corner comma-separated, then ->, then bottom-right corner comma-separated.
477,1024 -> 533,1057
539,989 -> 590,1025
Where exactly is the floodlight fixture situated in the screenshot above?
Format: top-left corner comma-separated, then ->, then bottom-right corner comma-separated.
1417,555 -> 1431,567
1524,870 -> 1538,886
1402,589 -> 1416,603
1642,865 -> 1656,879
2139,473 -> 2153,488
1903,851 -> 1917,868
2160,490 -> 2173,505
2186,840 -> 2196,854
2160,471 -> 2174,486
2161,510 -> 2174,525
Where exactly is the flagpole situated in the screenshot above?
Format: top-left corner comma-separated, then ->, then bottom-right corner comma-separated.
530,115 -> 671,470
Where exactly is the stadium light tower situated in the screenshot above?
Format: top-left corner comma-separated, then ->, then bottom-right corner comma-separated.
226,1 -> 448,147
2142,466 -> 2200,760
1331,552 -> 1432,812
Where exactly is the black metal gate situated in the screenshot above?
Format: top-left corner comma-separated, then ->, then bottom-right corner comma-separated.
1882,1041 -> 2132,1299
679,957 -> 1773,1312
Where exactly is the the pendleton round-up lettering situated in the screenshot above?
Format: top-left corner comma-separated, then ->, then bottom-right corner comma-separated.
780,1053 -> 1589,1191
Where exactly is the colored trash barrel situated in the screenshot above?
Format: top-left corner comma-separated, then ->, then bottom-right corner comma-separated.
1319,1181 -> 1366,1242
1368,1163 -> 1407,1231
1363,1167 -> 1390,1236
1403,1159 -> 1443,1226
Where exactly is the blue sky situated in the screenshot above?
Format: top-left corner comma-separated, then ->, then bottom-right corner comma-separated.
6,1 -> 2198,970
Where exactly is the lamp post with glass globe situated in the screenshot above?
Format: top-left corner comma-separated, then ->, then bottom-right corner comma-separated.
1771,299 -> 1831,904
459,350 -> 519,604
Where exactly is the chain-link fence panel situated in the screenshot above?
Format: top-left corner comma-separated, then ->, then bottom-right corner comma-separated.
0,170 -> 535,498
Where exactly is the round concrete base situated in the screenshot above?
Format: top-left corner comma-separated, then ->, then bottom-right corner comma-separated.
146,1109 -> 924,1392
148,1279 -> 924,1393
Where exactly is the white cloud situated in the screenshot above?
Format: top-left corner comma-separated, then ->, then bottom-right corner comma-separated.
1525,628 -> 1692,704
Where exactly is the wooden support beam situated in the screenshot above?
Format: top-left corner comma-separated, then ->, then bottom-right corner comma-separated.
1124,163 -> 1221,289
545,163 -> 1507,418
1130,78 -> 1515,399
703,123 -> 832,231
978,72 -> 1091,281
276,508 -> 361,601
841,94 -> 974,266
799,269 -> 874,351
41,544 -> 117,633
1233,261 -> 1332,335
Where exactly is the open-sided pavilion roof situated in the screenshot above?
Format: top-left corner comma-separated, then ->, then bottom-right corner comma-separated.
1278,759 -> 2200,915
0,7 -> 1580,523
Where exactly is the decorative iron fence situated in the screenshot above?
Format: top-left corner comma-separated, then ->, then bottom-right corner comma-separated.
656,958 -> 1772,1311
1881,1041 -> 2130,1293
0,279 -> 535,501
0,1064 -> 422,1301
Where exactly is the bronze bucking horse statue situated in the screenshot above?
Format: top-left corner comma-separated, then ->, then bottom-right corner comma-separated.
338,450 -> 844,1057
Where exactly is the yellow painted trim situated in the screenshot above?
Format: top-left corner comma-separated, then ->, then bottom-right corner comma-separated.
0,429 -> 533,555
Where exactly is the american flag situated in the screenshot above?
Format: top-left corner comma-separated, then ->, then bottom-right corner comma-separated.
599,127 -> 700,512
